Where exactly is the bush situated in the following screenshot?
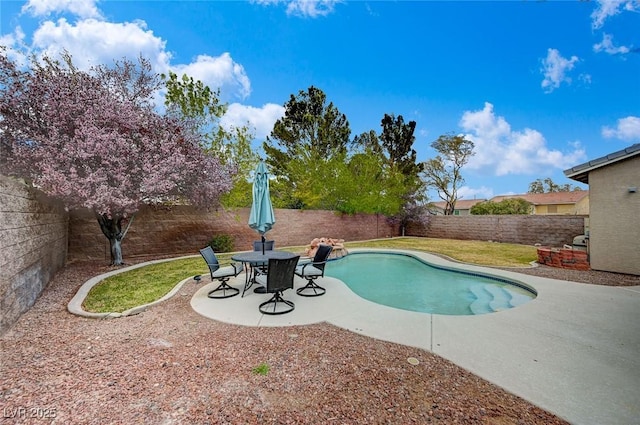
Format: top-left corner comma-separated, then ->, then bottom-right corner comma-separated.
470,198 -> 532,215
208,234 -> 234,252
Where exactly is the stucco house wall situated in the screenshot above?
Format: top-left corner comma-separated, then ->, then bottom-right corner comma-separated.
574,196 -> 590,215
588,158 -> 639,275
533,199 -> 589,215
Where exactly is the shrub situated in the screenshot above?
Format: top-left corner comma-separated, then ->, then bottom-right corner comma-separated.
208,234 -> 234,252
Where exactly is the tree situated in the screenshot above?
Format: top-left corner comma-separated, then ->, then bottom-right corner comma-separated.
379,114 -> 423,178
470,198 -> 532,215
263,86 -> 351,208
376,114 -> 427,233
0,50 -> 235,265
422,133 -> 474,215
352,129 -> 380,154
528,177 -> 582,193
337,150 -> 406,215
162,71 -> 259,208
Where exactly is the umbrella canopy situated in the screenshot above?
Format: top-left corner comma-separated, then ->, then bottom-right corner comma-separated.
248,162 -> 276,245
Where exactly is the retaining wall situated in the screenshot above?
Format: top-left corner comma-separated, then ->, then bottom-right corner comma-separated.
0,175 -> 68,335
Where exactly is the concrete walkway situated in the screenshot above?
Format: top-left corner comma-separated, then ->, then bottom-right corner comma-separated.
191,249 -> 640,425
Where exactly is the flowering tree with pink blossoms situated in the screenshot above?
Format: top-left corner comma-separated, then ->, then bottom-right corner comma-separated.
0,49 -> 235,265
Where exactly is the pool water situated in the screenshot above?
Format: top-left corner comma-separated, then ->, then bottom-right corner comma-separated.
324,252 -> 536,315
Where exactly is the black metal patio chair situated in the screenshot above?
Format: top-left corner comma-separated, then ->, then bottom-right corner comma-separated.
199,246 -> 243,299
255,255 -> 300,315
295,244 -> 333,297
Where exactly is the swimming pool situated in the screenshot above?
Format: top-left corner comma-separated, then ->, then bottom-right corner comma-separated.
324,252 -> 536,315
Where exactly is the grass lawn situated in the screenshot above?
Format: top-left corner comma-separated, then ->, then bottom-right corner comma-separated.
83,237 -> 537,314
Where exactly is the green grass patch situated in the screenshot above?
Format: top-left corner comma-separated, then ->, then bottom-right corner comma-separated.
83,255 -> 229,313
252,362 -> 270,376
346,237 -> 537,268
82,237 -> 537,314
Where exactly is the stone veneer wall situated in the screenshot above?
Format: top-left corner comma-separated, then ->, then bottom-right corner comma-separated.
536,247 -> 590,270
68,206 -> 399,262
0,175 -> 68,335
407,215 -> 587,247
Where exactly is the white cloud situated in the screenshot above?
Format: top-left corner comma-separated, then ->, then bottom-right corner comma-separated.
459,102 -> 587,176
25,16 -> 250,103
540,48 -> 580,93
286,0 -> 339,17
602,116 -> 640,141
458,186 -> 494,201
6,3 -> 259,123
253,0 -> 340,17
31,18 -> 171,73
591,0 -> 640,29
0,27 -> 29,67
220,103 -> 285,140
22,0 -> 102,19
171,54 -> 251,102
593,33 -> 631,55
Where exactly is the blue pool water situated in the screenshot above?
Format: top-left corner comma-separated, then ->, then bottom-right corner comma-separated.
324,252 -> 536,315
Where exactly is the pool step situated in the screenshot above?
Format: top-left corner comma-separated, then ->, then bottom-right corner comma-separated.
469,285 -> 495,314
469,284 -> 515,314
508,291 -> 532,307
485,285 -> 513,312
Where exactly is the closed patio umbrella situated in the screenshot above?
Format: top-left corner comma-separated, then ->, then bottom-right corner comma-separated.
248,161 -> 276,254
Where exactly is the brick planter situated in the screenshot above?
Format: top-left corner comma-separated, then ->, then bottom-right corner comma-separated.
537,247 -> 590,270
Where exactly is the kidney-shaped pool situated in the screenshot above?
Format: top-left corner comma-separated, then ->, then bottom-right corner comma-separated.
324,252 -> 536,315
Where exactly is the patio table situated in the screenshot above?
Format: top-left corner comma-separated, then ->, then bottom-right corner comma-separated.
231,251 -> 298,297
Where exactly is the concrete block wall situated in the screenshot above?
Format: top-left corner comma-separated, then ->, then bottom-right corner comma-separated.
407,215 -> 586,247
68,206 -> 398,262
68,206 -> 587,263
0,175 -> 68,335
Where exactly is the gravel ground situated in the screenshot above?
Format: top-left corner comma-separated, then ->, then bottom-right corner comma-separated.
2,259 -> 637,424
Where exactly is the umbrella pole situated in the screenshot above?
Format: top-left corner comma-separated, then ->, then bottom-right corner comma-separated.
261,235 -> 266,255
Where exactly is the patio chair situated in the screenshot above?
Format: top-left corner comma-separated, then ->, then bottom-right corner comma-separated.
255,255 -> 300,315
250,239 -> 275,277
199,246 -> 243,299
295,244 -> 333,297
253,239 -> 275,252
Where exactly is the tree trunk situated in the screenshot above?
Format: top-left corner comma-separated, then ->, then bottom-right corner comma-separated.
95,213 -> 126,265
444,202 -> 454,215
108,237 -> 124,266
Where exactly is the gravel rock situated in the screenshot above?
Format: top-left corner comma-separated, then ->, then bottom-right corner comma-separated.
8,258 -> 634,424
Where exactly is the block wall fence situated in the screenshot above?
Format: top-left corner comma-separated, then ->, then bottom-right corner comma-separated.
0,175 -> 68,335
1,174 -> 588,334
406,215 -> 586,247
67,205 -> 399,262
67,207 -> 586,263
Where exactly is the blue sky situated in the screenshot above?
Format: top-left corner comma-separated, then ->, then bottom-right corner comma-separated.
1,0 -> 639,200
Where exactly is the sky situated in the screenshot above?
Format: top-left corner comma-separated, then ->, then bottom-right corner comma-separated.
1,0 -> 639,200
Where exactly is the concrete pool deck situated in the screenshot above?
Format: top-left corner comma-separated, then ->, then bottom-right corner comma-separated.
191,248 -> 640,425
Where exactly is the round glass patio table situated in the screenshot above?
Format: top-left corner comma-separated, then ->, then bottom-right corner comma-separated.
231,251 -> 298,296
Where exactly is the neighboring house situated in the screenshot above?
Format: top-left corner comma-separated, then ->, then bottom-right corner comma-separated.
430,199 -> 486,215
489,191 -> 590,215
564,143 -> 640,276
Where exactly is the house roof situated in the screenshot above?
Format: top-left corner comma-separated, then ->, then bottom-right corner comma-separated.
564,143 -> 640,184
490,191 -> 589,205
